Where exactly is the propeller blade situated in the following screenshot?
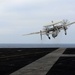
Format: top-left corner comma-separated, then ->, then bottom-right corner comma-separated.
61,19 -> 69,25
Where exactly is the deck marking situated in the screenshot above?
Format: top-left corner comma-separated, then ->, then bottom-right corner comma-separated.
61,54 -> 75,57
10,48 -> 66,75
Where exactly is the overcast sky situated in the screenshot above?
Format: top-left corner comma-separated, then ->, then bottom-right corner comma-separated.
0,0 -> 75,44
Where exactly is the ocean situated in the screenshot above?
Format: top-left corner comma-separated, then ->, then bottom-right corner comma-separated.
0,44 -> 75,48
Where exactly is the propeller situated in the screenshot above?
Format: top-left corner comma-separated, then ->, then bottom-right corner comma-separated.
62,19 -> 70,25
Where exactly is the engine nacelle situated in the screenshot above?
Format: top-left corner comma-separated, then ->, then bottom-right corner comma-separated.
52,30 -> 58,38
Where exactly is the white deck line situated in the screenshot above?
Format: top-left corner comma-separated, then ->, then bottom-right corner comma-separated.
10,48 -> 66,75
61,54 -> 75,57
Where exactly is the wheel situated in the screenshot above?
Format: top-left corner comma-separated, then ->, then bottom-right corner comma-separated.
65,32 -> 67,35
48,37 -> 50,39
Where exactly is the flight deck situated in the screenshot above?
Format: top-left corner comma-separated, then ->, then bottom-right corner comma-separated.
0,48 -> 75,75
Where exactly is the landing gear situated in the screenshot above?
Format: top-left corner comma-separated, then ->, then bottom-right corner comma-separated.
64,30 -> 67,35
65,32 -> 67,35
59,29 -> 60,32
46,33 -> 50,39
64,26 -> 67,35
48,37 -> 50,39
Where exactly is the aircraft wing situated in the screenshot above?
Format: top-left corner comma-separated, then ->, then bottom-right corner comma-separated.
23,32 -> 40,36
23,30 -> 52,36
22,31 -> 46,36
22,30 -> 52,40
66,22 -> 75,26
44,21 -> 62,27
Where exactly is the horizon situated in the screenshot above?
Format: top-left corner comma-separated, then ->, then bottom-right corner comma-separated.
0,43 -> 75,48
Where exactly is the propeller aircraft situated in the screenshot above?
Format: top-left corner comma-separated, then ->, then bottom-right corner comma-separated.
23,20 -> 75,40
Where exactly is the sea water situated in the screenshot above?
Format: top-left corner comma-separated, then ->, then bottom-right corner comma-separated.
0,44 -> 75,48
